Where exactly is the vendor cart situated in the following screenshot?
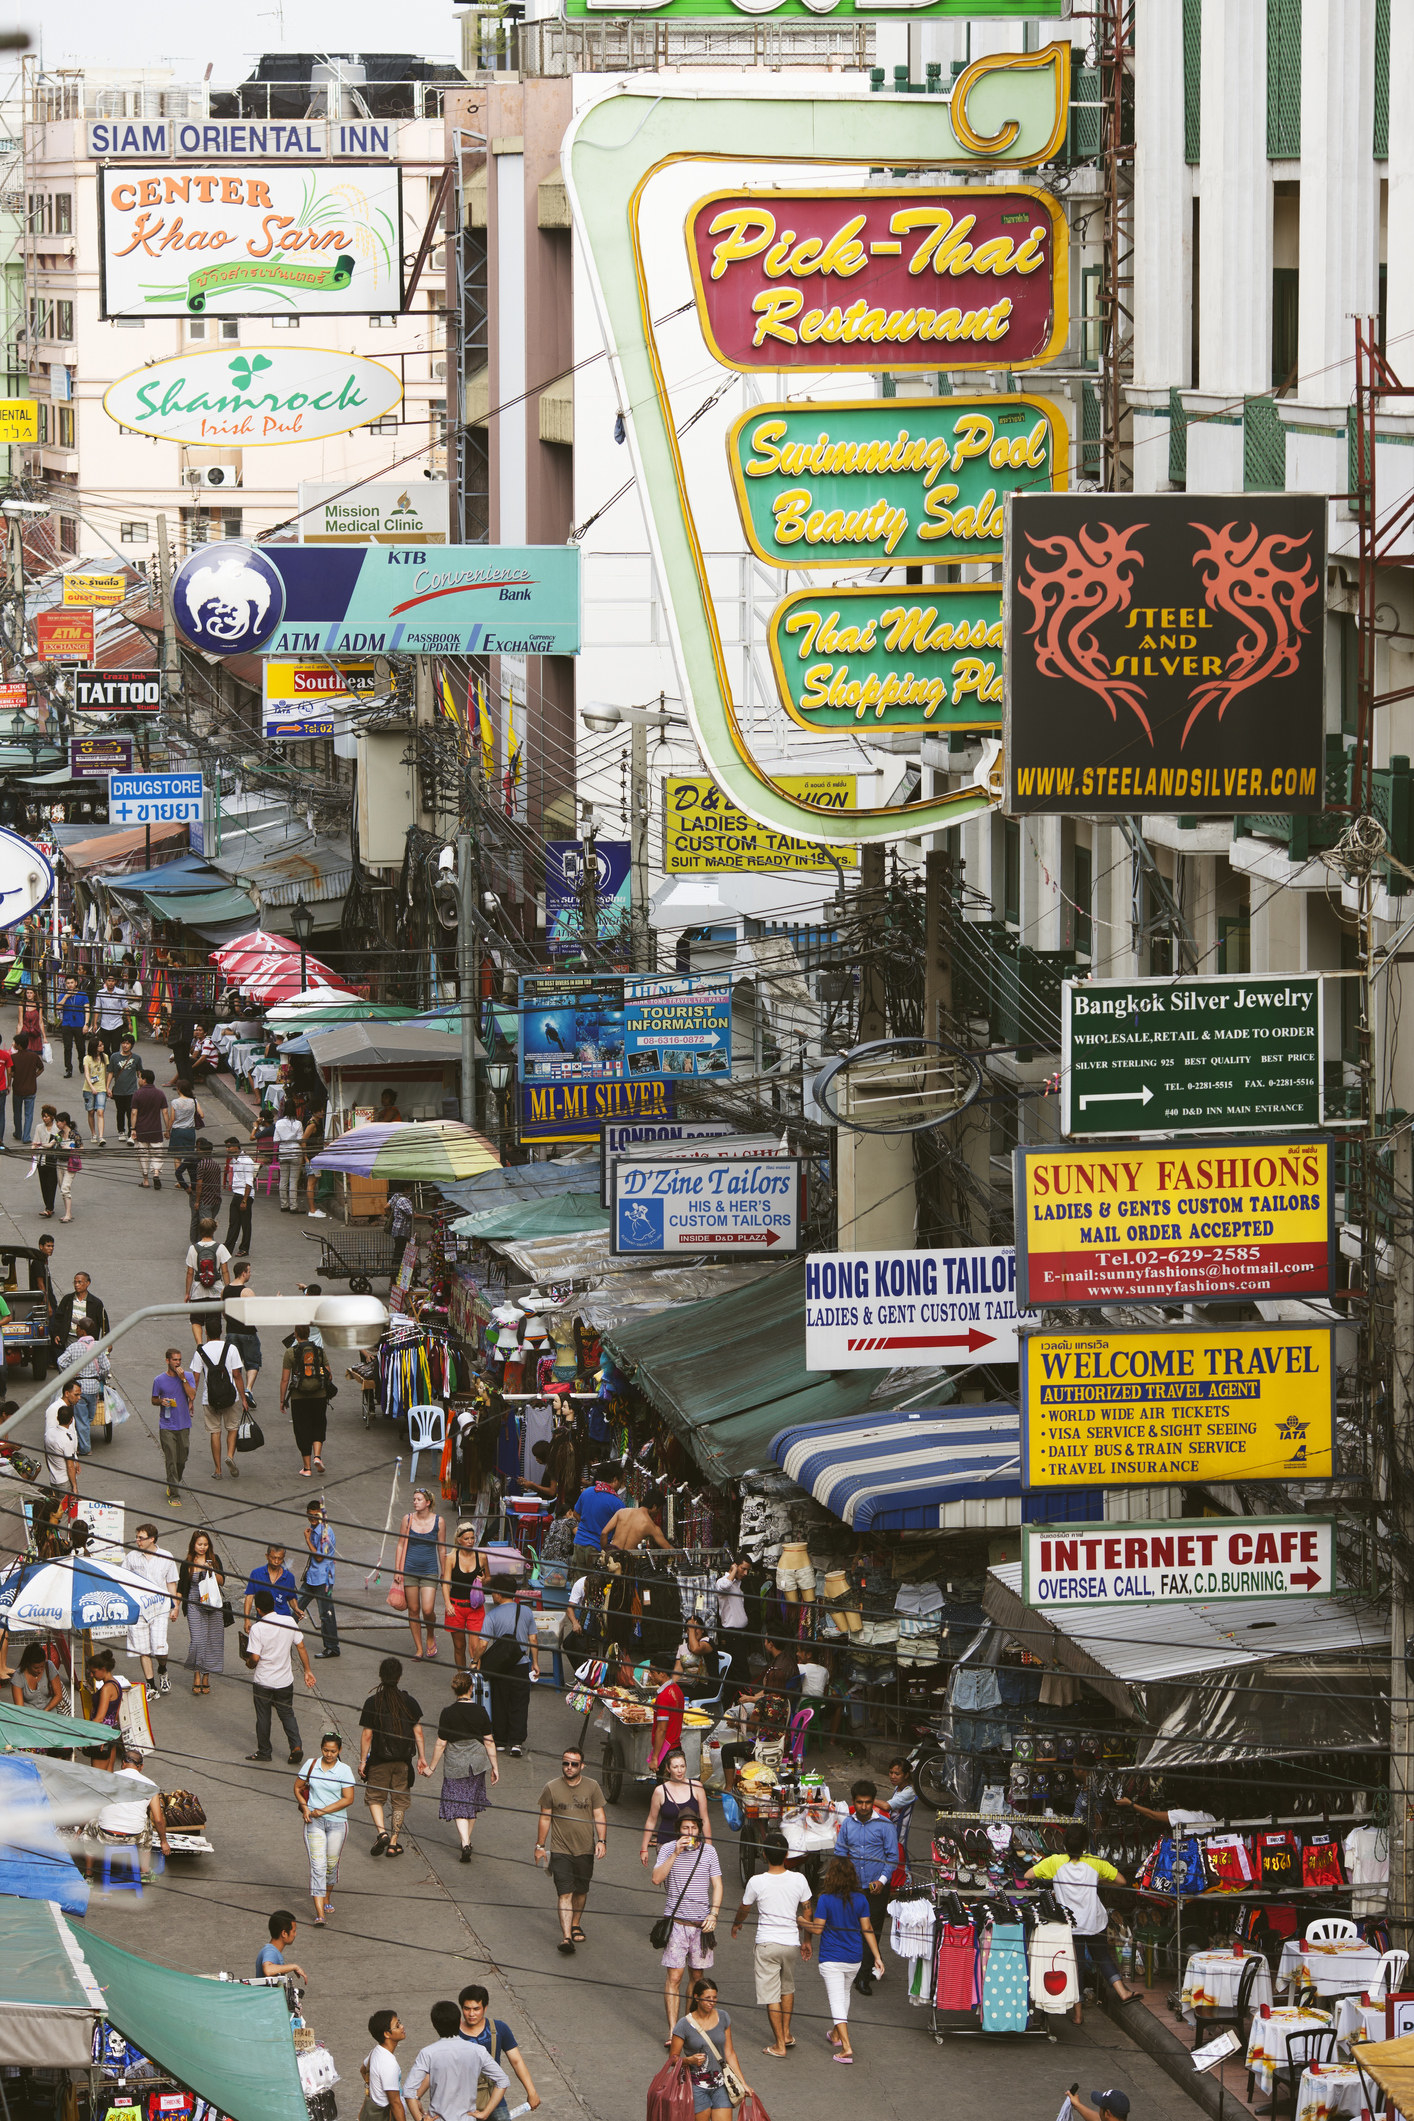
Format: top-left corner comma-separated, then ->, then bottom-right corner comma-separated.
305,1225 -> 399,1292
591,1698 -> 656,1805
0,1245 -> 55,1380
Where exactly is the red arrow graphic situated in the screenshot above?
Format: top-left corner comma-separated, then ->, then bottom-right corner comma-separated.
845,1327 -> 996,1355
1287,1568 -> 1321,1590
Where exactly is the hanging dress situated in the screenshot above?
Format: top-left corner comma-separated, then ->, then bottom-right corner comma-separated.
934,1921 -> 980,2013
979,1921 -> 1030,2032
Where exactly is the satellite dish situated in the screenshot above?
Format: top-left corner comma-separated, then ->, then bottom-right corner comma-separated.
811,1037 -> 982,1135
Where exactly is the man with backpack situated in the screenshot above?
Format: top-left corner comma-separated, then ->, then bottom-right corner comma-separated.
281,1323 -> 334,1478
183,1217 -> 232,1325
191,1321 -> 249,1481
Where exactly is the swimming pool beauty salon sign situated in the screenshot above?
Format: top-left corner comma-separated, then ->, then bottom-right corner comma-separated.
104,346 -> 401,447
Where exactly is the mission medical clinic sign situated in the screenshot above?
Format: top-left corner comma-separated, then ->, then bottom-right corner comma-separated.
1021,1517 -> 1336,1609
104,346 -> 401,447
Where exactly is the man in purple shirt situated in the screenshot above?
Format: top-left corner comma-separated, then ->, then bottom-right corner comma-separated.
151,1347 -> 195,1505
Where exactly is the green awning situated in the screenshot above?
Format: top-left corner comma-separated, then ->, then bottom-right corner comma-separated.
0,1696 -> 127,1749
602,1262 -> 892,1483
0,1899 -> 103,2063
453,1191 -> 609,1241
141,886 -> 257,925
80,1926 -> 307,2121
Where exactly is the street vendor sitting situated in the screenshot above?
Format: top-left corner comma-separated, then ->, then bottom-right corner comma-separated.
93,1746 -> 172,1860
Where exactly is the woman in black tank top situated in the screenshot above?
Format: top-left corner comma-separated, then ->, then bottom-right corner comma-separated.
639,1746 -> 712,1865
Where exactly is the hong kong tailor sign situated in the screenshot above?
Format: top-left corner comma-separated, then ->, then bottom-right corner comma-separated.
687,186 -> 1066,373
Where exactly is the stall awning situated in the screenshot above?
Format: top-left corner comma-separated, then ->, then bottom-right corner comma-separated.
142,886 -> 257,926
454,1191 -> 609,1241
602,1262 -> 893,1483
771,1409 -> 1025,1531
0,1900 -> 104,2065
306,1022 -> 470,1069
0,1755 -> 88,1914
106,856 -> 224,897
60,822 -> 187,873
0,1694 -> 131,1749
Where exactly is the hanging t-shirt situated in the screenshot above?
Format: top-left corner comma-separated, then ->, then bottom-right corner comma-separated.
1028,1853 -> 1120,1936
1029,1922 -> 1079,2014
1345,1824 -> 1390,1916
980,1922 -> 1030,2033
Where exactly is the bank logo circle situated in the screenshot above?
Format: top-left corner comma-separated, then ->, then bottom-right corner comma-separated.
172,541 -> 284,655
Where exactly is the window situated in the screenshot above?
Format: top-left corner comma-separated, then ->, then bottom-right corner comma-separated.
58,514 -> 76,554
1272,268 -> 1299,392
187,319 -> 207,339
1183,0 -> 1202,162
54,193 -> 71,234
28,297 -> 51,340
1217,915 -> 1251,974
1080,380 -> 1101,482
1079,264 -> 1102,369
1243,395 -> 1286,490
120,520 -> 148,543
27,193 -> 50,234
430,406 -> 447,443
1168,384 -> 1188,488
56,405 -> 75,449
1072,843 -> 1092,959
35,402 -> 47,444
368,413 -> 399,434
220,510 -> 242,538
369,314 -> 397,328
1375,0 -> 1389,157
1340,612 -> 1359,736
267,315 -> 299,329
220,319 -> 239,341
1190,198 -> 1201,389
1267,0 -> 1301,159
55,300 -> 72,341
1002,818 -> 1021,927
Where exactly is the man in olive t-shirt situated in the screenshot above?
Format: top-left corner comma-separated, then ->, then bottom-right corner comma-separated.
535,1745 -> 607,1956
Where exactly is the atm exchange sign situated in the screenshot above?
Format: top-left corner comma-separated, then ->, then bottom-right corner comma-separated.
1021,1515 -> 1335,1609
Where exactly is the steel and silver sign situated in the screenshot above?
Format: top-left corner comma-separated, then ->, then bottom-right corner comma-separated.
1020,1516 -> 1336,1609
805,1245 -> 1036,1369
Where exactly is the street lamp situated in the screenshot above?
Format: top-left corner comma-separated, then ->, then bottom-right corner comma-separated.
485,1055 -> 511,1165
290,893 -> 314,994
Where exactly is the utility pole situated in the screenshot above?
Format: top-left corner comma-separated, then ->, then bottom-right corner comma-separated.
1391,1124 -> 1413,1944
458,825 -> 477,1128
858,843 -> 886,1040
631,713 -> 650,972
579,820 -> 599,955
154,513 -> 180,872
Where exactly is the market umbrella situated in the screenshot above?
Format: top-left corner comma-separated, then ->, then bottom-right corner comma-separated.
309,1119 -> 500,1182
0,1553 -> 171,1633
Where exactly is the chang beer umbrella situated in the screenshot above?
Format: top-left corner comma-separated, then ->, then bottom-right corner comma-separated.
1,1554 -> 171,1633
309,1119 -> 500,1183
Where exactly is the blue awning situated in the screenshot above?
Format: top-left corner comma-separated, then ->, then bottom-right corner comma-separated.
769,1408 -> 1104,1532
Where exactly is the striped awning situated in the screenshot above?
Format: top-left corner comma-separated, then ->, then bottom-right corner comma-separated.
771,1408 -> 1026,1532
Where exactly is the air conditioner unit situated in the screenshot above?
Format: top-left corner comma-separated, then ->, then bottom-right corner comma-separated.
432,359 -> 447,381
429,246 -> 445,273
203,464 -> 238,488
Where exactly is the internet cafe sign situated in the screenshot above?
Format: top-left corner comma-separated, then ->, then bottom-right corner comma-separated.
105,347 -> 401,447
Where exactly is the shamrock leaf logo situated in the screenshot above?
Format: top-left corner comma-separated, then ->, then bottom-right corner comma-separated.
228,354 -> 274,391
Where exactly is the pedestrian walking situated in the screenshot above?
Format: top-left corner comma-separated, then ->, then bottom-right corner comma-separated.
666,1978 -> 751,2120
274,1101 -> 304,1212
53,1114 -> 80,1220
358,1656 -> 428,1858
56,1331 -> 108,1456
394,1490 -> 446,1660
535,1744 -> 607,1955
188,1137 -> 223,1241
31,1103 -> 60,1217
42,1378 -> 81,1493
167,1079 -> 202,1193
454,1987 -> 541,2121
443,1521 -> 486,1669
361,2011 -> 408,2121
90,974 -> 127,1049
244,1543 -> 303,1623
0,1031 -> 14,1152
295,1731 -> 355,1925
302,1500 -> 339,1658
282,1324 -> 334,1478
10,1033 -> 42,1145
57,977 -> 86,1077
404,2005 -> 508,2121
124,1522 -> 179,1696
178,1528 -> 225,1695
478,1578 -> 538,1757
427,1669 -> 497,1860
242,1586 -> 316,1763
730,1834 -> 814,2058
257,1910 -> 309,1983
108,1037 -> 141,1144
802,1856 -> 885,2062
80,1041 -> 108,1146
831,1780 -> 897,1992
225,1135 -> 255,1254
153,1353 -> 196,1501
191,1325 -> 247,1480
132,1069 -> 168,1188
225,1259 -> 262,1405
640,1748 -> 712,1862
184,1218 -> 232,1317
653,1812 -> 723,2039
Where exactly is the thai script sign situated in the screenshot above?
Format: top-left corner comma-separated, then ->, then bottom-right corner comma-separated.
70,737 -> 134,778
107,772 -> 203,826
687,185 -> 1066,373
63,573 -> 125,607
663,774 -> 859,872
729,395 -> 1065,568
768,585 -> 1002,733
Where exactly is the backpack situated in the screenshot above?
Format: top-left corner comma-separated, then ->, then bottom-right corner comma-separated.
197,1343 -> 238,1412
194,1242 -> 220,1291
289,1341 -> 331,1400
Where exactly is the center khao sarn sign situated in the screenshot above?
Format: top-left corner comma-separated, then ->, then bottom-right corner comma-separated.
104,346 -> 401,447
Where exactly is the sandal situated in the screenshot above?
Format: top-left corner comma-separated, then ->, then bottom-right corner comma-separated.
370,1835 -> 389,1857
386,1842 -> 404,1857
571,1927 -> 587,1942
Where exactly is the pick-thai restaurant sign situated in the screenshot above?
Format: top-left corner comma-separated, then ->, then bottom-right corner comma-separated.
805,1245 -> 1037,1369
98,164 -> 404,317
1021,1516 -> 1336,1608
1019,1325 -> 1336,1489
1003,492 -> 1327,815
729,395 -> 1066,569
768,586 -> 1001,733
1014,1137 -> 1336,1306
687,187 -> 1066,372
105,347 -> 401,447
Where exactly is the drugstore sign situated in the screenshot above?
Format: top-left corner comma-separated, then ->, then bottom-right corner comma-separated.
1020,1516 -> 1336,1609
1018,1325 -> 1336,1489
105,346 -> 401,446
768,586 -> 1002,733
729,395 -> 1066,569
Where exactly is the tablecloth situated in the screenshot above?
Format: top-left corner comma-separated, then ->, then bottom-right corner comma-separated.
1181,1949 -> 1275,2024
1333,1996 -> 1385,2049
1279,1941 -> 1385,1997
1293,2063 -> 1365,2121
1245,2007 -> 1334,2092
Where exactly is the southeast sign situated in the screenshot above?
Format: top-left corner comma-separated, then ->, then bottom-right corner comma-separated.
263,659 -> 377,740
768,586 -> 1001,733
687,185 -> 1067,373
664,775 -> 859,874
729,395 -> 1066,569
1014,1137 -> 1336,1306
104,346 -> 402,447
1020,1517 -> 1336,1609
611,1152 -> 803,1256
805,1245 -> 1036,1369
1018,1324 -> 1336,1489
1062,974 -> 1324,1138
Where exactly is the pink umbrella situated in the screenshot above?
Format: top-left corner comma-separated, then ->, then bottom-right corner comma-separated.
212,929 -> 353,1003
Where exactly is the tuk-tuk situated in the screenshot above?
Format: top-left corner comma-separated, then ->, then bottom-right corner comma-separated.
0,1246 -> 55,1380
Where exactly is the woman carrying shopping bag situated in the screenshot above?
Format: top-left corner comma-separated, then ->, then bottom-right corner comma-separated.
295,1731 -> 356,1925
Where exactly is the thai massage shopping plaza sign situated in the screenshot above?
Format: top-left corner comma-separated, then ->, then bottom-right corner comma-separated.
1019,1324 -> 1336,1489
768,586 -> 1002,733
687,187 -> 1066,372
98,164 -> 403,317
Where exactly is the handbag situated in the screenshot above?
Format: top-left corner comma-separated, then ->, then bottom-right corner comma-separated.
234,1414 -> 264,1454
650,1840 -> 707,1951
386,1582 -> 407,1612
161,1789 -> 207,1829
693,2023 -> 747,2107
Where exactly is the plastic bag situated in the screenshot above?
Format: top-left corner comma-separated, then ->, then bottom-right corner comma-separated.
738,2097 -> 772,2121
646,2059 -> 694,2121
386,1581 -> 407,1612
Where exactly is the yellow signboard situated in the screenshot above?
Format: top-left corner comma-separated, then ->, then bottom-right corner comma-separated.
1019,1324 -> 1335,1489
0,400 -> 37,443
664,774 -> 859,874
63,572 -> 126,607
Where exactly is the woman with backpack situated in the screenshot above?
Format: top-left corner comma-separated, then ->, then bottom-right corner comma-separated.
282,1323 -> 334,1478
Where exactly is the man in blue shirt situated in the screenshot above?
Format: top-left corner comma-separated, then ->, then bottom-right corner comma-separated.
256,1909 -> 308,1986
832,1779 -> 898,1997
566,1466 -> 623,1579
456,1985 -> 540,2121
58,978 -> 88,1078
244,1543 -> 304,1626
302,1500 -> 339,1658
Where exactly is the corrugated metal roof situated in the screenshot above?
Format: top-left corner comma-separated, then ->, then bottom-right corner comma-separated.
212,835 -> 351,907
985,1561 -> 1388,1683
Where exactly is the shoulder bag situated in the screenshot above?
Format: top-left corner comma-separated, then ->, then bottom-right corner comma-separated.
692,2023 -> 747,2108
650,1839 -> 706,1951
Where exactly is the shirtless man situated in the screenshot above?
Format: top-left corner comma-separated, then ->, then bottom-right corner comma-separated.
599,1492 -> 674,1558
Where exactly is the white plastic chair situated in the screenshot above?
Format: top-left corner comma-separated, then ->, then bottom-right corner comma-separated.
1373,1949 -> 1409,1996
406,1403 -> 446,1486
1305,1917 -> 1360,1943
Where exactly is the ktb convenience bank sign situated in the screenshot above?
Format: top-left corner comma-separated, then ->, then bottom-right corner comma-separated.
806,1245 -> 1036,1369
1021,1516 -> 1335,1609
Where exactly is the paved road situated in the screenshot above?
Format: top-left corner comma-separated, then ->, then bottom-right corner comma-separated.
0,1105 -> 1197,2121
